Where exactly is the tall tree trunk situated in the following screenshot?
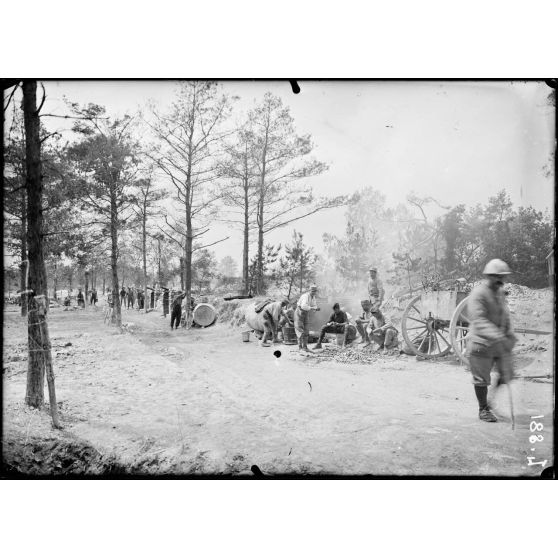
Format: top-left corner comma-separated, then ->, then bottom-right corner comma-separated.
84,270 -> 89,306
22,80 -> 60,427
53,260 -> 58,299
256,200 -> 264,295
24,80 -> 46,408
242,175 -> 249,295
110,186 -> 122,326
179,256 -> 185,291
185,214 -> 193,309
142,212 -> 148,311
20,187 -> 28,316
256,141 -> 268,295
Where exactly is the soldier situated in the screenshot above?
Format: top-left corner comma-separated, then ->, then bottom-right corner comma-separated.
294,285 -> 320,352
261,300 -> 289,346
77,288 -> 85,308
355,299 -> 374,346
127,287 -> 134,309
367,310 -> 399,351
467,259 -> 517,423
120,286 -> 126,306
170,291 -> 186,329
367,267 -> 384,311
314,303 -> 353,349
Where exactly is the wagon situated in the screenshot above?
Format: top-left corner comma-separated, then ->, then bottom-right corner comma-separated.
401,288 -> 551,364
400,287 -> 470,361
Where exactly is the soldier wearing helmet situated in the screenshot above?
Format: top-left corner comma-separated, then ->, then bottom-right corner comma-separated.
367,267 -> 384,311
467,259 -> 517,422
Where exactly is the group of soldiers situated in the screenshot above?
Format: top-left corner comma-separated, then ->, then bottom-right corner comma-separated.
255,266 -> 399,353
293,266 -> 399,352
256,259 -> 519,425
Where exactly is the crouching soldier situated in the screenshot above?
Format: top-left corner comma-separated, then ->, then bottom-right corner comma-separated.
314,303 -> 356,349
368,310 -> 399,351
355,299 -> 374,346
261,300 -> 289,346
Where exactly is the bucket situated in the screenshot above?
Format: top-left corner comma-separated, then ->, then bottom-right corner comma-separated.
282,325 -> 298,345
242,330 -> 251,342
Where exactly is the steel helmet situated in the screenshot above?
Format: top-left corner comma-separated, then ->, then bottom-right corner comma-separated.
483,259 -> 512,275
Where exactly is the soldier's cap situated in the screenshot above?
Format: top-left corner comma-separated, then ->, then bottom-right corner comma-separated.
310,285 -> 318,291
361,299 -> 371,305
368,267 -> 377,272
483,259 -> 512,275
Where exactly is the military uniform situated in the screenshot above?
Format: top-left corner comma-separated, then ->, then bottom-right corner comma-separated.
261,300 -> 287,344
295,289 -> 318,350
467,282 -> 516,388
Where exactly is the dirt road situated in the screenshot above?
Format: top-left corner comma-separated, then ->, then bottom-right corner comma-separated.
2,304 -> 554,476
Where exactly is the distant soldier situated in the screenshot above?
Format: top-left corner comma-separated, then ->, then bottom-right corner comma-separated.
467,259 -> 517,423
120,287 -> 126,306
90,289 -> 98,306
126,287 -> 134,309
294,285 -> 320,352
171,292 -> 186,329
367,267 -> 384,311
77,288 -> 85,308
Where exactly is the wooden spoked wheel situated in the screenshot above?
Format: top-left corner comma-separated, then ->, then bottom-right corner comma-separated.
449,296 -> 470,365
401,295 -> 453,358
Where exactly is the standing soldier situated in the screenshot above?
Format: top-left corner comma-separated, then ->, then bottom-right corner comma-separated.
367,267 -> 385,311
90,288 -> 98,306
467,259 -> 517,423
170,291 -> 186,329
77,288 -> 85,308
294,285 -> 320,352
120,286 -> 126,307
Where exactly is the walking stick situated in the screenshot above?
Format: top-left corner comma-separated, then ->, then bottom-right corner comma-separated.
507,382 -> 515,430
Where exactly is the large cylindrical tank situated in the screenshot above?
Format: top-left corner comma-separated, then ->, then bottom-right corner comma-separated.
193,303 -> 217,327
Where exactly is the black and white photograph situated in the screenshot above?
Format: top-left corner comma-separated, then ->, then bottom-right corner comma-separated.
2,79 -> 555,478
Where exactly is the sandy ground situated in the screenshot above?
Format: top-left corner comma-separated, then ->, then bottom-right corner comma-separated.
2,302 -> 554,477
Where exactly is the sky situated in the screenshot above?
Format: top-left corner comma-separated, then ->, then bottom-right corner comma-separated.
32,80 -> 557,267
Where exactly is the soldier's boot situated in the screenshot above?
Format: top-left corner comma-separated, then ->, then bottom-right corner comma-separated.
479,407 -> 498,422
298,336 -> 303,349
302,336 -> 311,352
